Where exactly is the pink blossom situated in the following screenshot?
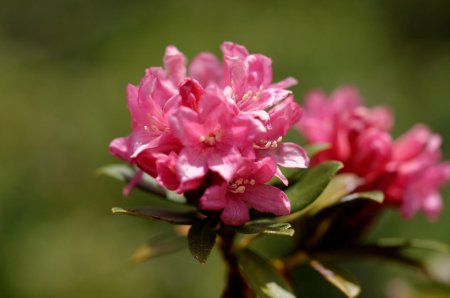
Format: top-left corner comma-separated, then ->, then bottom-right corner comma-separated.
381,125 -> 450,220
255,97 -> 309,184
298,86 -> 450,220
169,86 -> 264,191
299,86 -> 393,184
200,158 -> 291,225
109,42 -> 306,224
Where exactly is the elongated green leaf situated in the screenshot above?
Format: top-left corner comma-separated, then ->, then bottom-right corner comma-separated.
310,260 -> 360,298
238,249 -> 296,298
233,219 -> 294,237
375,238 -> 449,253
187,218 -> 218,263
285,161 -> 343,212
97,164 -> 186,203
340,191 -> 384,204
300,173 -> 363,215
130,232 -> 186,265
111,206 -> 197,224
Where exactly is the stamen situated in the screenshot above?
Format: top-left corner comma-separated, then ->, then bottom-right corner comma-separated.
235,186 -> 246,193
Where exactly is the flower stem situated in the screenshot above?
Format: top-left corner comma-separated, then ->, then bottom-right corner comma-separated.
218,227 -> 252,298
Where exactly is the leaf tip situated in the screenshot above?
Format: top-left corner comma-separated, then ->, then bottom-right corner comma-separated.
111,207 -> 127,214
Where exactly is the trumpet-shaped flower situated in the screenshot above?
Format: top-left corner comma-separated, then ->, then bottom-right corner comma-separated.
200,158 -> 291,225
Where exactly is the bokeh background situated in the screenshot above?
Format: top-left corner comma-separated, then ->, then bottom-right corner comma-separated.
1,0 -> 450,297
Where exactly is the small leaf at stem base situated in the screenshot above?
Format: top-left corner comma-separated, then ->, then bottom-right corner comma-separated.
188,217 -> 218,263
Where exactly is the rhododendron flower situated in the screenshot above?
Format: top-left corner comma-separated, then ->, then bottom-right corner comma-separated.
200,158 -> 290,225
109,42 -> 308,224
381,125 -> 450,220
298,86 -> 450,220
169,86 -> 264,190
255,97 -> 309,184
299,86 -> 393,185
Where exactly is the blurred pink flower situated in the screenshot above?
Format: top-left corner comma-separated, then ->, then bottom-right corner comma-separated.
299,86 -> 393,185
200,158 -> 290,225
381,125 -> 450,220
298,86 -> 450,220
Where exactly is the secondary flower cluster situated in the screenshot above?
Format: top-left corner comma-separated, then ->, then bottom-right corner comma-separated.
110,42 -> 308,225
298,86 -> 450,220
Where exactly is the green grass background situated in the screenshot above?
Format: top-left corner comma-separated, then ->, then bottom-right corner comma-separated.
1,0 -> 450,297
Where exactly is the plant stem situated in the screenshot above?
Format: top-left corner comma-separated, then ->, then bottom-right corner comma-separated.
218,227 -> 252,298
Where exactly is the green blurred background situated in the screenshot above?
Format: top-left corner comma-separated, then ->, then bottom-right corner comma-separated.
1,0 -> 450,297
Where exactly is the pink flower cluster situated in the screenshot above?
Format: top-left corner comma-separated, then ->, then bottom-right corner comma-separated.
298,86 -> 450,220
110,42 -> 309,225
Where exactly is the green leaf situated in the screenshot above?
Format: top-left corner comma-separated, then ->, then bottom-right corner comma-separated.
187,217 -> 218,263
309,259 -> 361,298
375,238 -> 449,253
299,173 -> 363,215
340,191 -> 384,204
304,143 -> 330,158
277,161 -> 343,222
233,219 -> 294,237
285,161 -> 343,212
130,232 -> 186,265
238,249 -> 296,298
97,164 -> 186,203
111,206 -> 197,225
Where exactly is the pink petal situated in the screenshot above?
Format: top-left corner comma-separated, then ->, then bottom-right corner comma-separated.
367,106 -> 394,131
134,149 -> 160,177
138,73 -> 174,109
189,52 -> 222,87
177,147 -> 208,184
222,55 -> 248,98
200,184 -> 228,210
221,42 -> 249,60
109,137 -> 130,161
422,191 -> 443,221
330,85 -> 362,111
271,77 -> 298,89
208,145 -> 242,181
236,157 -> 277,184
198,86 -> 234,125
123,170 -> 143,196
266,97 -> 302,139
220,196 -> 250,226
240,88 -> 290,111
231,114 -> 266,147
163,45 -> 186,86
169,107 -> 204,146
156,152 -> 180,191
246,54 -> 272,88
242,185 -> 290,215
394,124 -> 438,162
179,78 -> 204,111
275,167 -> 289,186
271,143 -> 309,168
126,84 -> 145,129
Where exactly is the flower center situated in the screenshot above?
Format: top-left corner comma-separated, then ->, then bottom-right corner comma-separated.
199,131 -> 222,146
228,178 -> 256,194
144,113 -> 169,133
238,85 -> 264,109
253,136 -> 283,149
